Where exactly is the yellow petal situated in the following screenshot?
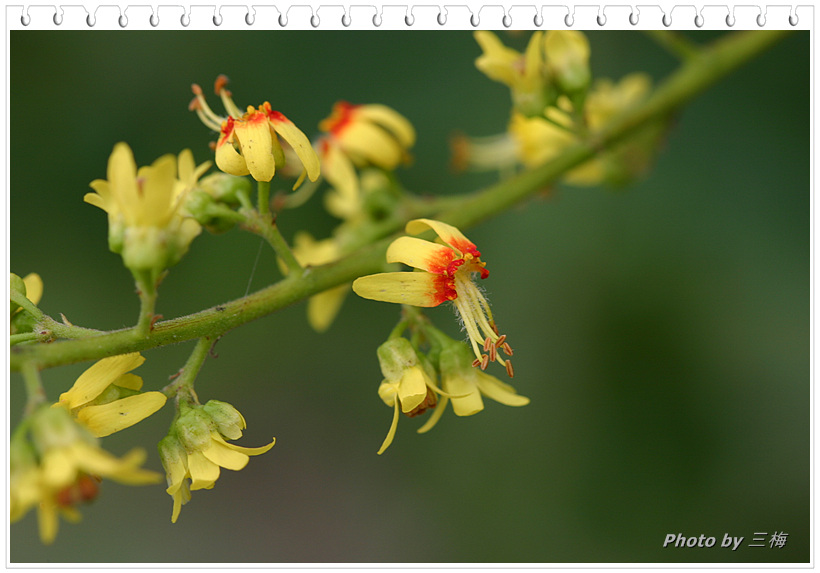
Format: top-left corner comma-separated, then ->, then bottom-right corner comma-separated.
171,481 -> 191,523
475,372 -> 530,407
22,273 -> 43,306
232,114 -> 275,182
187,450 -> 220,490
113,372 -> 143,391
352,272 -> 455,307
474,31 -> 520,87
338,121 -> 403,169
356,104 -> 416,148
77,392 -> 167,438
59,353 -> 145,409
37,498 -> 59,545
307,285 -> 349,333
397,366 -> 429,413
201,439 -> 250,471
444,374 -> 484,417
213,433 -> 276,457
404,218 -> 480,257
269,111 -> 321,182
215,138 -> 252,177
377,400 -> 401,455
387,236 -> 458,274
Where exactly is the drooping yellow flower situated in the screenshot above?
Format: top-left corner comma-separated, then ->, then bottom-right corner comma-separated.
190,75 -> 320,185
12,405 -> 161,544
353,219 -> 514,376
544,30 -> 591,95
474,31 -> 549,116
585,73 -> 652,130
159,400 -> 275,523
85,143 -> 208,274
56,353 -> 166,438
317,101 -> 415,219
419,341 -> 530,434
374,338 -> 444,454
283,231 -> 349,333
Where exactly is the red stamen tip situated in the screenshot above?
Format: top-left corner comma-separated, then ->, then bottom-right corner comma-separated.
505,360 -> 515,378
188,97 -> 201,111
191,83 -> 203,95
214,74 -> 230,94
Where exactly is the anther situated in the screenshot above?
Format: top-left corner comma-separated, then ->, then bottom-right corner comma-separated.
495,334 -> 506,348
214,74 -> 230,95
188,97 -> 201,111
480,354 -> 490,370
488,343 -> 497,363
505,360 -> 515,378
472,358 -> 482,368
483,336 -> 492,352
191,83 -> 203,96
502,343 -> 513,356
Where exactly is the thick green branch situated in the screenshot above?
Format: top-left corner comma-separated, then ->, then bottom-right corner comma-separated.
9,29 -> 791,373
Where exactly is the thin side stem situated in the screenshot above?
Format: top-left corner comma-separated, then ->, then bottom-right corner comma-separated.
162,337 -> 213,403
21,361 -> 47,416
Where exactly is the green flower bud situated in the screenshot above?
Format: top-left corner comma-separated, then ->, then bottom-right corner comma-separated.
174,406 -> 215,452
30,405 -> 95,454
202,400 -> 246,440
198,172 -> 251,205
377,338 -> 420,382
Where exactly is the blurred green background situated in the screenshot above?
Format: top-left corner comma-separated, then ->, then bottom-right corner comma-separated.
10,30 -> 808,563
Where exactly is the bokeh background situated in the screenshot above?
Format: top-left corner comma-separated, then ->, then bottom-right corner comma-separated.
10,30 -> 808,563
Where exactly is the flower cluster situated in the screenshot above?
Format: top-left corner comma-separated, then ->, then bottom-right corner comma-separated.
158,400 -> 275,523
10,354 -> 165,544
354,219 -> 529,452
454,31 -> 663,187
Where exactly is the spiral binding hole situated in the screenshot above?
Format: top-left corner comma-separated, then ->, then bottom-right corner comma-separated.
597,14 -> 606,26
372,13 -> 382,26
405,14 -> 414,26
437,11 -> 446,25
53,11 -> 62,25
756,13 -> 766,26
629,12 -> 638,25
245,11 -> 255,25
502,13 -> 512,27
180,13 -> 190,26
725,13 -> 735,26
470,13 -> 479,27
150,12 -> 159,26
21,12 -> 30,25
564,13 -> 574,26
119,14 -> 127,27
278,13 -> 287,26
789,13 -> 798,26
342,13 -> 351,27
86,14 -> 95,26
662,13 -> 671,27
694,13 -> 704,27
310,13 -> 320,27
213,14 -> 223,26
533,13 -> 543,26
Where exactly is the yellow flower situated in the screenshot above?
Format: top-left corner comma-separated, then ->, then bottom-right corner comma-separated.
353,219 -> 514,376
318,101 -> 415,218
474,31 -> 549,116
12,405 -> 161,544
85,143 -> 208,274
374,338 -> 443,454
282,232 -> 349,333
544,30 -> 591,94
585,73 -> 652,130
190,75 -> 320,184
419,342 -> 529,435
159,400 -> 275,523
56,353 -> 166,438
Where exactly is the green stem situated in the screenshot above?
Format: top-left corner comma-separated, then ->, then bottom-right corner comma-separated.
257,180 -> 271,218
162,337 -> 213,402
644,30 -> 702,61
20,361 -> 46,415
134,271 -> 158,336
10,332 -> 40,345
10,292 -> 44,322
244,209 -> 303,274
9,29 -> 792,373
